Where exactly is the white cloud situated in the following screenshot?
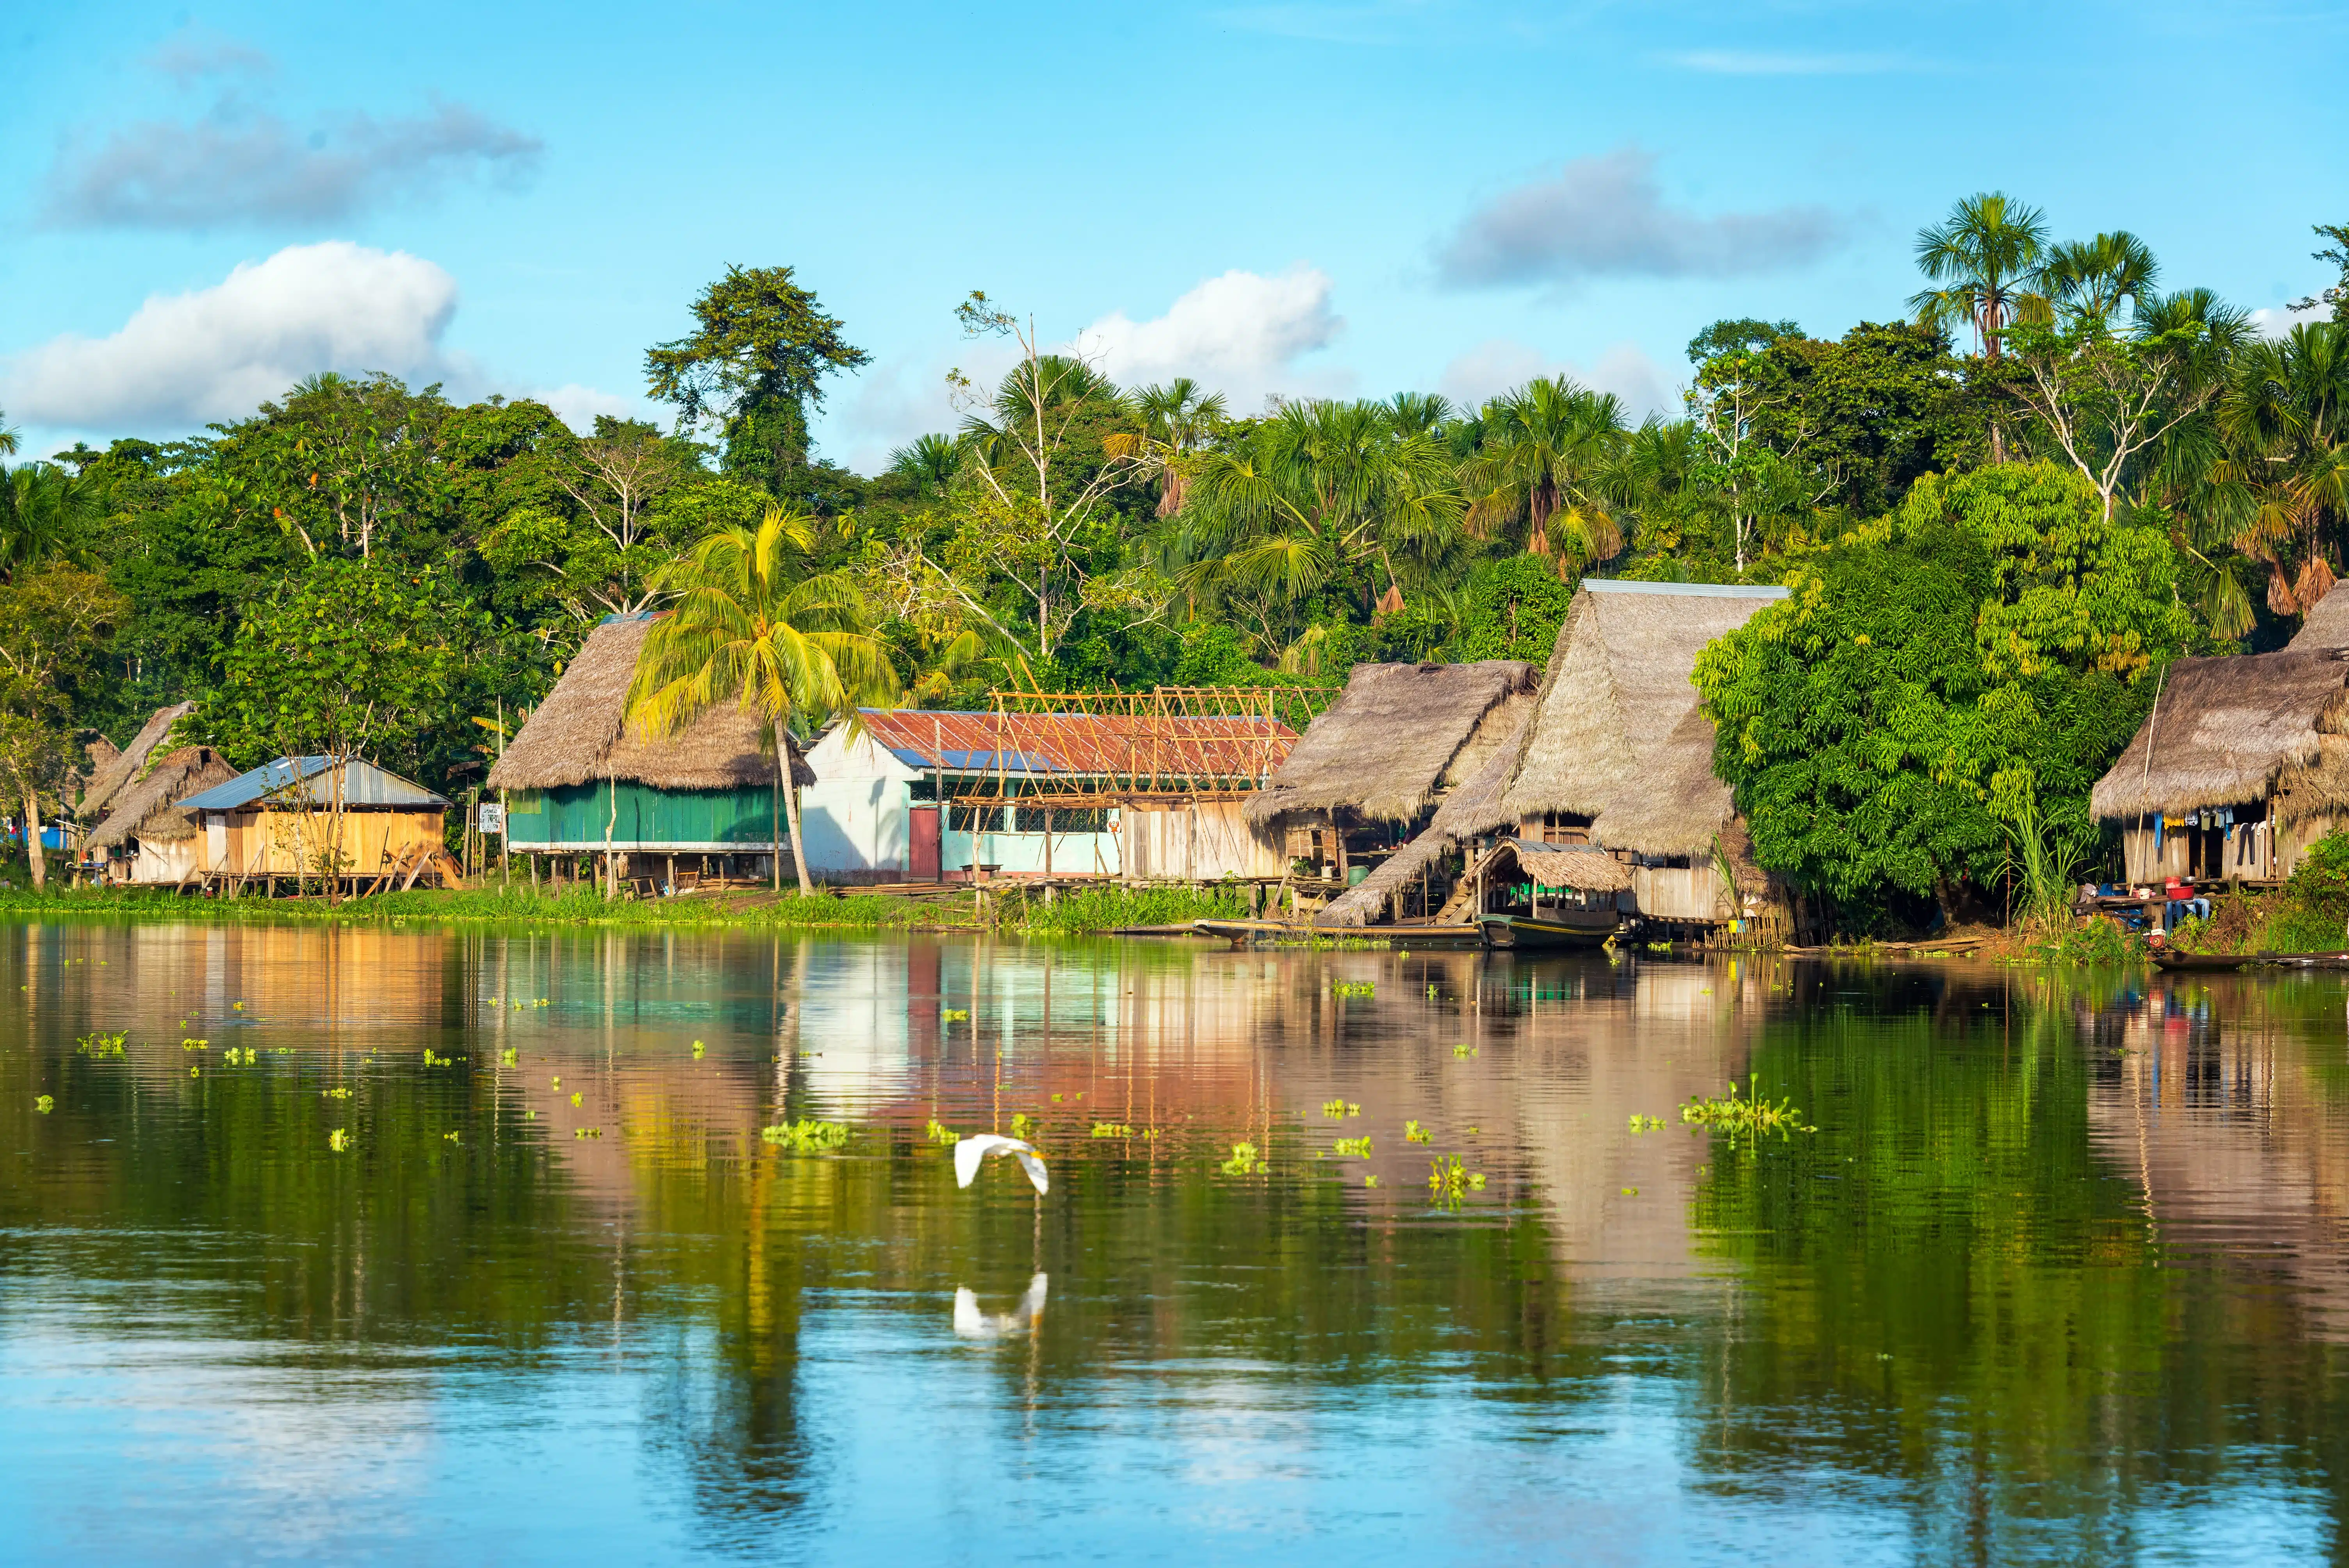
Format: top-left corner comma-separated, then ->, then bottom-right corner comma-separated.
1078,265 -> 1345,404
825,267 -> 1349,475
1436,146 -> 1843,289
3,242 -> 462,431
1439,338 -> 1676,419
2251,299 -> 2331,338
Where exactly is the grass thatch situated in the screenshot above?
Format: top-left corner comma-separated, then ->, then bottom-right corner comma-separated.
78,702 -> 193,820
1495,582 -> 1782,854
489,617 -> 812,793
2091,650 -> 2349,822
1512,840 -> 1632,892
2292,581 -> 2349,651
85,747 -> 239,849
1244,659 -> 1536,827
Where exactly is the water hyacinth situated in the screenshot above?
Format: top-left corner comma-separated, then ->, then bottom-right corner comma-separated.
762,1119 -> 852,1152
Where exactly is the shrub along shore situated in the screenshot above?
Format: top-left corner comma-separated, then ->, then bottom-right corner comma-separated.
0,879 -> 1251,936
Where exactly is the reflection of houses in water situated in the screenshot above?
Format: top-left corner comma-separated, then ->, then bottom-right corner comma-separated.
2087,976 -> 2349,1337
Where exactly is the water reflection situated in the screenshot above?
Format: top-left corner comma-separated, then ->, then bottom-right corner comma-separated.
6,923 -> 2349,1561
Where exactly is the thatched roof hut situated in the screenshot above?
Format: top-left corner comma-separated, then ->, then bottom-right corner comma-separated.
1244,660 -> 1536,827
1492,581 -> 1786,854
488,615 -> 814,794
2090,650 -> 2349,823
85,746 -> 239,852
2291,581 -> 2349,652
78,702 -> 194,820
1314,693 -> 1537,927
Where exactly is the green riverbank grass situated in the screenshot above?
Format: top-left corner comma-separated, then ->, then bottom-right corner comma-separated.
0,877 -> 1251,936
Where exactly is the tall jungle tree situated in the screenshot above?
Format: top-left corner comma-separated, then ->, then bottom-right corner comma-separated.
646,266 -> 869,498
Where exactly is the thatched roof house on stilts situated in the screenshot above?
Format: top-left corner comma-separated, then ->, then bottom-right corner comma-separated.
2089,642 -> 2349,886
488,613 -> 816,893
1245,660 -> 1537,919
1420,579 -> 1793,940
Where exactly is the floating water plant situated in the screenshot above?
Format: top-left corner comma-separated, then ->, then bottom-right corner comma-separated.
1050,1093 -> 1063,1104
1404,1120 -> 1432,1144
763,1119 -> 851,1151
75,1032 -> 125,1059
444,1130 -> 461,1143
1334,1135 -> 1373,1157
328,1128 -> 350,1151
181,1038 -> 208,1051
423,1049 -> 450,1067
1091,1122 -> 1134,1138
1452,1043 -> 1479,1059
1680,1075 -> 1815,1139
1364,1174 -> 1379,1188
35,1095 -> 53,1114
1009,1112 -> 1037,1140
550,1076 -> 561,1089
574,1127 -> 602,1139
1332,981 -> 1374,998
691,1040 -> 705,1060
1221,1141 -> 1265,1176
925,1119 -> 958,1146
1627,1114 -> 1663,1133
570,1092 -> 582,1107
941,1009 -> 970,1023
1321,1099 -> 1360,1119
1428,1155 -> 1486,1197
500,1048 -> 519,1067
323,1087 -> 351,1100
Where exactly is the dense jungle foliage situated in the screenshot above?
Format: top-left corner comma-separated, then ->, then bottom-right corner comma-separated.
5,200 -> 2349,921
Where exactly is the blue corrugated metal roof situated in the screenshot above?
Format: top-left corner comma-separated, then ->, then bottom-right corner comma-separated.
177,756 -> 450,812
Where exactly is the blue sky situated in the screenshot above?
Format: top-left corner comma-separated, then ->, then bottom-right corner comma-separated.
3,0 -> 2343,472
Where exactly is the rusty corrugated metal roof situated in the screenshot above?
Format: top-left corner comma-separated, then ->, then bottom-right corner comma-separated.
856,709 -> 1296,782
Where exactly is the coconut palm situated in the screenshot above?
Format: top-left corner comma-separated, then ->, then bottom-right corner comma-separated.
2202,320 -> 2349,618
2044,231 -> 2161,325
1458,378 -> 1631,576
626,506 -> 895,894
1176,398 -> 1463,621
1910,191 -> 2051,358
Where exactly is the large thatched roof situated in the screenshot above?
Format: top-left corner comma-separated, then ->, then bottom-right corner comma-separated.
2091,650 -> 2349,821
2292,581 -> 2349,652
86,746 -> 239,849
489,616 -> 814,793
79,702 -> 194,819
1244,660 -> 1537,826
1495,581 -> 1785,854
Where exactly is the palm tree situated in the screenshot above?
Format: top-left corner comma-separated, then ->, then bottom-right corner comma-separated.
1911,192 -> 2050,359
0,410 -> 19,458
887,432 -> 965,500
2044,231 -> 2161,325
1176,399 -> 1463,623
1110,378 -> 1228,516
1458,378 -> 1630,576
2201,320 -> 2349,618
0,463 -> 97,581
626,507 -> 895,894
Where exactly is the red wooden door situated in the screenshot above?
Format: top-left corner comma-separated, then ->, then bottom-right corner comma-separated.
909,805 -> 941,880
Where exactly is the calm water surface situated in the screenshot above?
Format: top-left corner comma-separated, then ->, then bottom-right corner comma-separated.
4,921 -> 2348,1564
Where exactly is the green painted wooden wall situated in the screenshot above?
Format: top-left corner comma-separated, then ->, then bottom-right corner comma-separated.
503,782 -> 776,847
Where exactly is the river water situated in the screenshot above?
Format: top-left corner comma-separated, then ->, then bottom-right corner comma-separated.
2,921 -> 2347,1564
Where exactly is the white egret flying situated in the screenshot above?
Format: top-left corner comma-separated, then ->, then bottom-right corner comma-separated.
954,1133 -> 1049,1195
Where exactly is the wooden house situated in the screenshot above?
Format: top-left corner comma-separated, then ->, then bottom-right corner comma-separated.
487,614 -> 815,886
175,757 -> 455,890
803,707 -> 1297,884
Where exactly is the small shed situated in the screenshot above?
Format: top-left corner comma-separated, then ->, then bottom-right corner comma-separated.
487,613 -> 815,884
83,745 -> 240,886
176,757 -> 454,889
1244,660 -> 1538,890
2089,648 -> 2349,884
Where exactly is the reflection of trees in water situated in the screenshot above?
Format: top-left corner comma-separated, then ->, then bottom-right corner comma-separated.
1683,965 -> 2349,1561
